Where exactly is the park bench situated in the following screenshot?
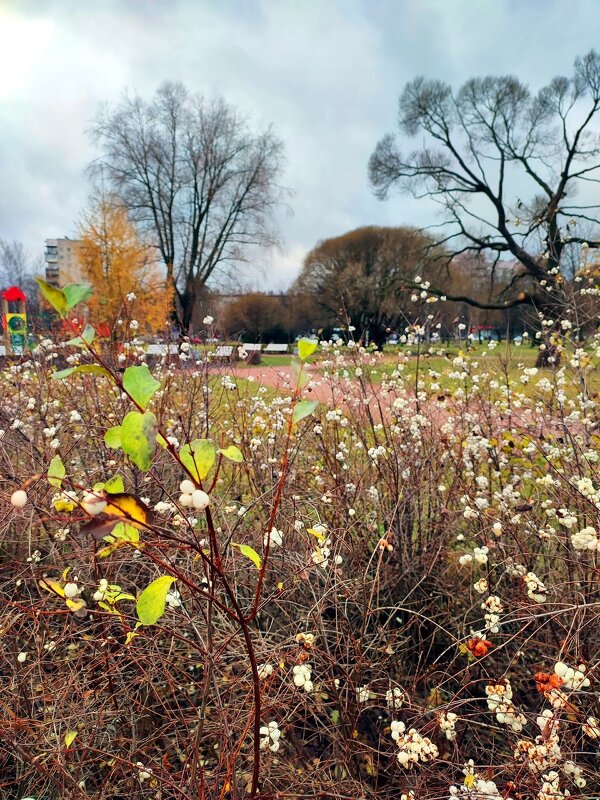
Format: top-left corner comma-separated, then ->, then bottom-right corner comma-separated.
264,343 -> 288,353
238,342 -> 262,364
211,345 -> 234,359
146,344 -> 179,356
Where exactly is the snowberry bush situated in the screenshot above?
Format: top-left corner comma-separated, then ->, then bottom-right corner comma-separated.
1,280 -> 599,800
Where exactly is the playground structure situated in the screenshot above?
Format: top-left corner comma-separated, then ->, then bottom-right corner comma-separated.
1,286 -> 28,356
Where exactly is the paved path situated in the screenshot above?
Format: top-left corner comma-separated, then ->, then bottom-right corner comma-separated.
225,363 -> 583,439
228,362 -> 401,422
228,364 -> 349,406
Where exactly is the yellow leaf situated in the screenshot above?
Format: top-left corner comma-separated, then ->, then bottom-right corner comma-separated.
39,577 -> 66,598
64,730 -> 78,748
231,542 -> 261,569
53,496 -> 77,512
84,494 -> 151,545
298,337 -> 318,361
65,598 -> 87,612
125,623 -> 143,646
107,494 -> 149,523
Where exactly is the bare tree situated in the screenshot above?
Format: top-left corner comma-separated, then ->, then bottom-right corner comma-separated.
0,240 -> 32,287
221,292 -> 287,343
369,50 -> 600,310
90,82 -> 286,331
0,239 -> 42,317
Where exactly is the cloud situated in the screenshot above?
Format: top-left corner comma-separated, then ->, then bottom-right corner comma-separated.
1,0 -> 600,287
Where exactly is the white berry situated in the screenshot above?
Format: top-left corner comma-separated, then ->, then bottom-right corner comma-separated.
11,490 -> 28,509
82,493 -> 107,516
192,490 -> 210,510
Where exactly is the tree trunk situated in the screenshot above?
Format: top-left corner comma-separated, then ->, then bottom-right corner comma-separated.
535,344 -> 561,368
180,282 -> 196,335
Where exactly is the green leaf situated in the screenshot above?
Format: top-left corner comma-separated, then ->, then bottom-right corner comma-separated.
291,356 -> 309,390
97,522 -> 140,557
104,474 -> 125,494
64,730 -> 78,748
298,337 -> 318,361
123,365 -> 161,410
121,411 -> 157,471
231,542 -> 262,570
292,399 -> 319,425
52,364 -> 109,380
109,522 -> 140,542
330,709 -> 340,724
35,277 -> 68,317
180,439 -> 216,481
104,426 -> 122,449
103,522 -> 140,545
113,592 -> 136,603
48,455 -> 65,488
66,323 -> 96,348
63,283 -> 93,311
136,575 -> 177,626
219,445 -> 243,463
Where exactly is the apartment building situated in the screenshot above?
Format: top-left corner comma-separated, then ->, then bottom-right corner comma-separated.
44,237 -> 82,286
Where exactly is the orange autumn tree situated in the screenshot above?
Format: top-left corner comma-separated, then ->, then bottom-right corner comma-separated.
76,197 -> 171,334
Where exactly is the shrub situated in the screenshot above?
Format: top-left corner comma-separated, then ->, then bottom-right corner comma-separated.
1,283 -> 598,800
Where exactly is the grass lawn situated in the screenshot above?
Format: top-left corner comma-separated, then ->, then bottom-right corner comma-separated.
376,346 -> 600,397
194,342 -> 600,399
254,354 -> 296,367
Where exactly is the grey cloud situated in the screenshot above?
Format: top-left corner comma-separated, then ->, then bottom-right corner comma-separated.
1,0 -> 600,286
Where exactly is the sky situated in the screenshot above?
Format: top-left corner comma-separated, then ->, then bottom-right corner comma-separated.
1,0 -> 600,289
